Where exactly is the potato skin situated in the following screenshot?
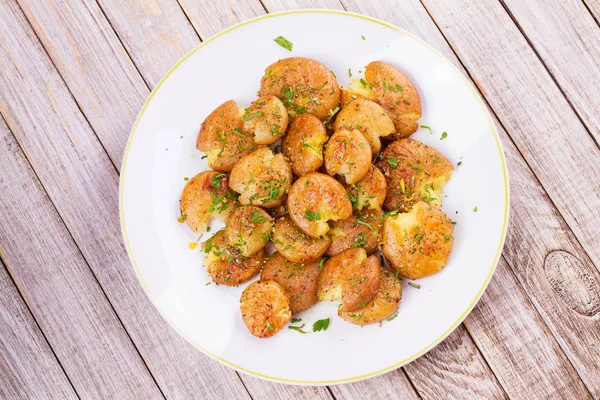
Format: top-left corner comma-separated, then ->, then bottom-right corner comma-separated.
364,61 -> 422,139
341,255 -> 381,312
324,129 -> 372,184
327,208 -> 383,256
180,171 -> 237,233
318,248 -> 367,301
339,267 -> 402,325
240,280 -> 291,338
260,253 -> 322,312
383,201 -> 454,279
334,99 -> 395,153
344,165 -> 387,211
377,138 -> 453,212
224,206 -> 273,257
282,114 -> 328,176
197,100 -> 256,172
272,215 -> 330,263
287,172 -> 353,238
242,96 -> 288,145
259,57 -> 340,121
202,231 -> 265,286
229,147 -> 293,208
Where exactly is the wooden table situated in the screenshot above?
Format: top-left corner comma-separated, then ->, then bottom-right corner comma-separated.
1,0 -> 599,398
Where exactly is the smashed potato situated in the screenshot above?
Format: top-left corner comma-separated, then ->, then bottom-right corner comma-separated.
318,248 -> 367,301
383,201 -> 454,279
287,172 -> 352,238
197,100 -> 256,171
324,129 -> 372,184
260,253 -> 321,313
345,165 -> 387,211
240,280 -> 291,338
242,95 -> 288,145
272,215 -> 330,263
339,267 -> 402,325
334,99 -> 395,153
377,138 -> 453,212
282,114 -> 328,176
327,208 -> 383,256
179,171 -> 237,233
344,61 -> 421,138
229,147 -> 293,208
259,57 -> 340,120
202,230 -> 265,286
224,206 -> 273,257
341,255 -> 381,312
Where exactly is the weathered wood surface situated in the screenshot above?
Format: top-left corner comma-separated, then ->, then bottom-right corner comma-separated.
1,0 -> 600,398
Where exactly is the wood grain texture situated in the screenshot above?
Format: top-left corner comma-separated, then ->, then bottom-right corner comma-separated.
240,377 -> 334,400
0,259 -> 77,400
466,259 -> 592,399
261,0 -> 343,11
586,0 -> 600,27
340,0 -> 600,395
499,0 -> 600,155
0,1 -> 250,398
329,369 -> 420,400
0,119 -> 161,397
419,0 -> 600,279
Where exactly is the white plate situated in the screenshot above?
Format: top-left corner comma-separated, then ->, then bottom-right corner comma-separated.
120,10 -> 509,385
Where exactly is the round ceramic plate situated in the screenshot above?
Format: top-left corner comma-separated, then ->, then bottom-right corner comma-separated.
120,10 -> 509,385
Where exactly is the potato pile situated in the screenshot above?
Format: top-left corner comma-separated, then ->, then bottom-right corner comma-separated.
181,57 -> 455,338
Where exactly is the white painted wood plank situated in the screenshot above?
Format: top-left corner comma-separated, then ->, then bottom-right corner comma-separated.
0,260 -> 77,400
0,1 -> 249,398
261,0 -> 343,12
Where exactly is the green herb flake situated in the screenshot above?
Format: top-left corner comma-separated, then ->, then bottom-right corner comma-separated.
243,111 -> 261,122
443,234 -> 451,243
473,206 -> 478,212
231,128 -> 246,137
324,106 -> 341,126
408,282 -> 421,289
348,68 -> 352,78
273,36 -> 293,51
383,210 -> 399,219
358,142 -> 366,149
201,154 -> 208,159
251,209 -> 266,224
312,318 -> 330,332
183,177 -> 189,181
361,35 -> 366,40
266,321 -> 275,331
360,78 -> 368,87
408,161 -> 430,175
387,157 -> 398,168
319,257 -> 329,270
457,161 -> 463,166
291,318 -> 302,323
395,84 -> 404,92
204,239 -> 212,253
205,282 -> 211,286
386,312 -> 399,322
420,125 -> 433,134
394,268 -> 400,284
288,324 -> 307,334
440,131 -> 448,140
304,210 -> 321,221
422,197 -> 436,203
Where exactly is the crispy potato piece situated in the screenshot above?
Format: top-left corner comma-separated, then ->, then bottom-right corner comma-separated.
345,165 -> 387,211
282,114 -> 328,176
318,248 -> 367,301
197,100 -> 256,171
334,99 -> 395,153
242,96 -> 288,145
339,267 -> 402,325
224,206 -> 274,257
383,201 -> 454,279
377,138 -> 453,212
287,172 -> 352,238
229,147 -> 293,208
324,129 -> 372,184
344,62 -> 421,138
258,57 -> 340,120
327,208 -> 383,256
201,231 -> 265,286
240,280 -> 291,338
272,215 -> 330,263
341,255 -> 381,312
260,253 -> 322,312
179,171 -> 237,233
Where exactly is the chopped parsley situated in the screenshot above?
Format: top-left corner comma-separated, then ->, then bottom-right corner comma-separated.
266,321 -> 275,331
387,312 -> 399,322
324,106 -> 341,126
251,209 -> 266,224
443,234 -> 451,243
288,324 -> 307,334
408,282 -> 421,289
387,157 -> 398,168
356,215 -> 376,232
304,210 -> 321,221
319,257 -> 329,269
473,206 -> 478,212
440,131 -> 448,140
420,125 -> 433,134
354,232 -> 367,247
408,160 -> 430,175
243,111 -> 261,122
312,318 -> 330,332
422,197 -> 436,203
361,35 -> 366,40
383,210 -> 399,219
360,78 -> 368,87
273,36 -> 293,51
291,318 -> 302,323
231,128 -> 246,137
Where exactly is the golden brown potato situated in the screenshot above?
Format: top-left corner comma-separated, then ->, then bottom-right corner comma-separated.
376,138 -> 454,212
333,99 -> 395,153
287,172 -> 353,238
327,208 -> 383,256
258,57 -> 340,120
341,255 -> 381,312
179,171 -> 238,233
282,114 -> 328,176
318,248 -> 367,301
229,147 -> 293,208
201,231 -> 265,286
224,206 -> 273,257
344,61 -> 421,138
242,96 -> 288,145
339,267 -> 402,325
383,201 -> 454,279
272,215 -> 330,263
324,129 -> 372,184
240,280 -> 291,338
260,253 -> 322,312
344,165 -> 387,211
197,100 -> 256,171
